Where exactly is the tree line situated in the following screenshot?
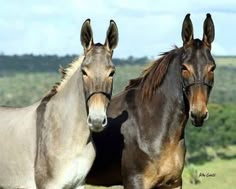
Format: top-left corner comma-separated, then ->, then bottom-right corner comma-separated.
0,54 -> 149,72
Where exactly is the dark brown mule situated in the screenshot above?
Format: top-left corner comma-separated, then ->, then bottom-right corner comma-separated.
86,14 -> 215,189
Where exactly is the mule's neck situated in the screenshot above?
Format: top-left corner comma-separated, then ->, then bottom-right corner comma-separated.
48,67 -> 88,135
150,53 -> 188,141
160,54 -> 186,108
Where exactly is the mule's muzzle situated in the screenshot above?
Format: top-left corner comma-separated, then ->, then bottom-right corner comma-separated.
189,111 -> 209,127
86,92 -> 110,132
87,114 -> 108,132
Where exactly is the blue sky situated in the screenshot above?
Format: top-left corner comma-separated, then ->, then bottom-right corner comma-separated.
0,0 -> 235,58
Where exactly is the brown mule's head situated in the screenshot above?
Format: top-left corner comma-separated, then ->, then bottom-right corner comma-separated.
181,14 -> 215,127
80,19 -> 118,132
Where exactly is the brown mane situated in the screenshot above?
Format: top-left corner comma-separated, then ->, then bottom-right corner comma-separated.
125,47 -> 179,100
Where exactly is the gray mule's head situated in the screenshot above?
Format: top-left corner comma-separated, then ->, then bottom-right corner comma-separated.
80,19 -> 118,132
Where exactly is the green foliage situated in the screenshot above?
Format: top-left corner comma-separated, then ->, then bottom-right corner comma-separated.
210,66 -> 236,104
185,104 -> 236,163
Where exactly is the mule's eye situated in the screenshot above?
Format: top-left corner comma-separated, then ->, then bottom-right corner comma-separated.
181,64 -> 190,78
209,66 -> 216,73
181,65 -> 188,71
108,70 -> 115,77
81,69 -> 88,76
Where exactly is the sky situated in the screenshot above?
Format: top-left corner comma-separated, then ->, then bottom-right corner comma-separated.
0,0 -> 235,58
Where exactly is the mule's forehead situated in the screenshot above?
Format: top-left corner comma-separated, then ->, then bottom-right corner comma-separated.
83,46 -> 113,67
184,39 -> 214,65
192,39 -> 204,49
183,40 -> 215,78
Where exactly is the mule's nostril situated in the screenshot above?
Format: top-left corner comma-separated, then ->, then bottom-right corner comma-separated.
102,117 -> 108,127
190,111 -> 196,119
87,116 -> 92,127
203,112 -> 209,121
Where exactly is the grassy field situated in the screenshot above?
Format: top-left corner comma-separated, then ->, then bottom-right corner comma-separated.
182,159 -> 236,189
0,57 -> 235,106
182,145 -> 236,189
215,56 -> 236,67
0,72 -> 60,106
0,64 -> 145,106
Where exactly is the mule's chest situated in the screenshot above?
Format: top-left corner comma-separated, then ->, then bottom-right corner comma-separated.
158,145 -> 185,180
143,140 -> 186,188
60,141 -> 96,188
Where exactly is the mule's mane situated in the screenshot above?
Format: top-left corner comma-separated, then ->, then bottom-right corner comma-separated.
41,55 -> 85,102
125,47 -> 179,100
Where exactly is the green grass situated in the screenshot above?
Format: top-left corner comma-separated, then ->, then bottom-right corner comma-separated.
182,158 -> 236,189
0,72 -> 60,106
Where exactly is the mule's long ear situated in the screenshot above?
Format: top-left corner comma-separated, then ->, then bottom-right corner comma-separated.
81,19 -> 94,52
105,20 -> 119,52
203,13 -> 215,46
182,14 -> 194,45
